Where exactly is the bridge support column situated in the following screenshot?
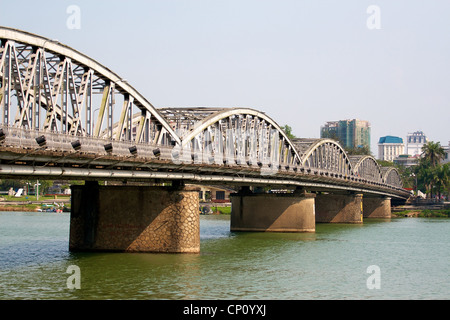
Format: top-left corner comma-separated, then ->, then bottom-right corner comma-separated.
315,193 -> 363,223
230,189 -> 316,232
363,196 -> 391,219
69,182 -> 200,253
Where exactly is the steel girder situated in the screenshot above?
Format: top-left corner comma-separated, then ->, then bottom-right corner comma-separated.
349,155 -> 384,184
293,138 -> 353,176
0,26 -> 180,145
162,107 -> 303,171
381,167 -> 403,188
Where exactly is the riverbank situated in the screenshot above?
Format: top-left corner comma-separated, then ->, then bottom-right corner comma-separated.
392,202 -> 450,218
1,200 -> 449,218
200,202 -> 231,215
0,195 -> 70,212
1,200 -> 223,213
392,209 -> 450,218
0,203 -> 70,212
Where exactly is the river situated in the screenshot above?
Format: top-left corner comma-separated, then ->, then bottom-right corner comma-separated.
0,212 -> 449,300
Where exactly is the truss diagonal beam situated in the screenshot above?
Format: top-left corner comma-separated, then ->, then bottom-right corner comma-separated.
0,26 -> 180,145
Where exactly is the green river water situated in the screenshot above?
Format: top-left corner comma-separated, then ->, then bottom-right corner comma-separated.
0,212 -> 449,300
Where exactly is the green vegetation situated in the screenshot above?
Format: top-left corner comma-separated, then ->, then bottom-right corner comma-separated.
0,180 -> 72,212
392,209 -> 450,218
281,125 -> 297,140
419,209 -> 450,217
0,193 -> 71,212
200,205 -> 231,215
377,160 -> 416,189
1,195 -> 70,202
214,206 -> 231,215
376,141 -> 450,196
0,203 -> 40,211
421,141 -> 446,167
413,142 -> 449,199
344,145 -> 372,156
0,179 -> 84,197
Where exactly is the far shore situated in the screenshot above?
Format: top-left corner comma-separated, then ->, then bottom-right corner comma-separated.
392,202 -> 450,218
392,209 -> 450,218
0,199 -> 448,218
0,195 -> 71,212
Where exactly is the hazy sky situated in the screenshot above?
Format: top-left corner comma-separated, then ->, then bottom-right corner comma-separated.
1,0 -> 449,154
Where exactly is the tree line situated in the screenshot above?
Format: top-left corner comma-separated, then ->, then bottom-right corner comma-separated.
413,141 -> 449,199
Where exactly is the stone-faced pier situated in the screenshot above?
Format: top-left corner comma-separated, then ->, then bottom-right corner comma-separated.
69,182 -> 200,253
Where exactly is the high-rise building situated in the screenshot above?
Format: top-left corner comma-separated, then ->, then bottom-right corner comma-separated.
320,119 -> 371,150
406,131 -> 428,156
378,136 -> 404,161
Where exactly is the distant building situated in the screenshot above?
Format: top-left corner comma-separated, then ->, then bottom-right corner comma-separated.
321,119 -> 371,150
196,185 -> 234,203
443,141 -> 450,164
321,121 -> 339,140
406,131 -> 428,157
378,136 -> 404,161
394,154 -> 419,167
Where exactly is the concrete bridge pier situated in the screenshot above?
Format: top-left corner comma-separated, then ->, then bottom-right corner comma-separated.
363,196 -> 391,219
315,192 -> 363,224
69,182 -> 200,253
230,187 -> 316,233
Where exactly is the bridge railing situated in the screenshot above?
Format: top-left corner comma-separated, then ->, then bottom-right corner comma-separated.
0,125 -> 406,192
0,125 -> 158,158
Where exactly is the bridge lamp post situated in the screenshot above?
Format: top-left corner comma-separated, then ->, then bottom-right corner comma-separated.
129,145 -> 138,156
25,182 -> 30,196
34,180 -> 41,201
71,140 -> 81,151
35,135 -> 47,147
410,173 -> 417,196
153,148 -> 161,158
104,143 -> 113,154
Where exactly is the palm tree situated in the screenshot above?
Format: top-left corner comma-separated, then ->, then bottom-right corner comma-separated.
421,141 -> 445,167
416,163 -> 434,198
434,164 -> 450,199
416,142 -> 447,199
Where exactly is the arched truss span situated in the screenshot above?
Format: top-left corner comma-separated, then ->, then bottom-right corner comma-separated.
158,107 -> 302,169
0,27 -> 406,192
382,167 -> 403,188
0,26 -> 180,145
349,155 -> 384,183
293,138 -> 353,176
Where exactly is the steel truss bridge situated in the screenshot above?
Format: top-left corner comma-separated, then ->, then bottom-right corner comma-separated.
0,27 -> 409,200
